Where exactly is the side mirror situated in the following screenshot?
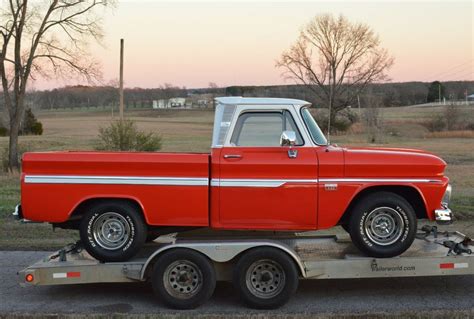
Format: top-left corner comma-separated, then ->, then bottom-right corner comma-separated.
280,130 -> 297,147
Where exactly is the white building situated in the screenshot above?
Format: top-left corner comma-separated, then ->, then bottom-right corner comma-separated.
153,98 -> 187,109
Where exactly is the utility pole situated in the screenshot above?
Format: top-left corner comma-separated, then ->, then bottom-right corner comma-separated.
438,83 -> 441,105
357,94 -> 361,116
119,38 -> 124,120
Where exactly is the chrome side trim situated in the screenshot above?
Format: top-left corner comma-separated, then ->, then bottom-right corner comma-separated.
211,178 -> 441,187
319,178 -> 442,183
24,175 -> 209,186
211,178 -> 318,187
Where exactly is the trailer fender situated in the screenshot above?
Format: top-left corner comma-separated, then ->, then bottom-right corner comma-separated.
140,240 -> 306,280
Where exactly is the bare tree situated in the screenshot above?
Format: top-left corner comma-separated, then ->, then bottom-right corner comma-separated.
0,0 -> 113,171
277,14 -> 394,135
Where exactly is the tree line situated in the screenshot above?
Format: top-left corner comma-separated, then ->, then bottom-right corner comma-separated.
0,80 -> 471,112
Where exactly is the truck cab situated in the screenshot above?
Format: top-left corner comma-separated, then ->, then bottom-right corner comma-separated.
210,97 -> 328,231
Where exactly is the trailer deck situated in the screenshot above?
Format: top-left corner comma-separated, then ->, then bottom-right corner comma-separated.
19,226 -> 474,288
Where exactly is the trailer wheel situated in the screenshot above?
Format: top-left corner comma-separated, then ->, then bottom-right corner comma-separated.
349,191 -> 417,258
151,248 -> 216,309
233,247 -> 298,309
79,201 -> 147,262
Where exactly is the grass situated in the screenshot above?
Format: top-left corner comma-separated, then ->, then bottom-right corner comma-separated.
0,105 -> 473,250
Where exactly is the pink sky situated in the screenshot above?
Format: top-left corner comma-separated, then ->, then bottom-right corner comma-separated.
34,0 -> 473,90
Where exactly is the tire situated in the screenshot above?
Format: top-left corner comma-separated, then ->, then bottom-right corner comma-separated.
146,231 -> 161,243
233,247 -> 299,309
341,224 -> 350,233
348,191 -> 417,258
151,248 -> 216,309
79,201 -> 147,262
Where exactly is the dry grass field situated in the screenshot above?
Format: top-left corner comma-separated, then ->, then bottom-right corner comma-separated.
0,105 -> 473,249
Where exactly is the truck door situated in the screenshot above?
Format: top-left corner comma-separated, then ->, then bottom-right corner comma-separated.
214,109 -> 318,230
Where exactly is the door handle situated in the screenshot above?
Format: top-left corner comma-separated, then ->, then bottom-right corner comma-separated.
223,154 -> 242,159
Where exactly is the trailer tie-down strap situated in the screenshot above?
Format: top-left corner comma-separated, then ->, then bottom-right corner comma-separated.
416,225 -> 473,256
49,241 -> 83,262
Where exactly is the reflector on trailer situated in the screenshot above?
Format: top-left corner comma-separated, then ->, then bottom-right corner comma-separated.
25,274 -> 34,282
440,262 -> 468,269
53,272 -> 81,279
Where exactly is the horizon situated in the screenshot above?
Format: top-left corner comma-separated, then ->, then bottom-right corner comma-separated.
30,0 -> 473,90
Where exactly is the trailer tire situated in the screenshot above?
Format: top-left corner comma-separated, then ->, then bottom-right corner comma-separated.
233,247 -> 298,309
79,201 -> 147,262
151,248 -> 216,309
349,191 -> 417,258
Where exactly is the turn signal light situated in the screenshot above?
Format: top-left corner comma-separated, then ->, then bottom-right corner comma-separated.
25,274 -> 34,282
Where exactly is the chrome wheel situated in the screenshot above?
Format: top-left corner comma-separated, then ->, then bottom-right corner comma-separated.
246,259 -> 285,299
364,207 -> 404,246
92,212 -> 131,250
163,260 -> 203,300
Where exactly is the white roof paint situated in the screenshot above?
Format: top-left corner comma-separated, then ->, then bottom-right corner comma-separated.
215,96 -> 311,107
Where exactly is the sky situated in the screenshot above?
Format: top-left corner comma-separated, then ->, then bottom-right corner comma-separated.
34,0 -> 473,89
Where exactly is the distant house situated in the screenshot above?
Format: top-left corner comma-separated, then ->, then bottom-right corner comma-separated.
153,97 -> 186,109
169,97 -> 186,107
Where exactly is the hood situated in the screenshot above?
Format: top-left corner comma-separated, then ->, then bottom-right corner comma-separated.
343,147 -> 446,178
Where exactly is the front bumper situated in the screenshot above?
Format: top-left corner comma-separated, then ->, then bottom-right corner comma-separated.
435,207 -> 453,225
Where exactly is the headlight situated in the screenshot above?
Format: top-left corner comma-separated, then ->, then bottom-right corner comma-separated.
442,184 -> 452,207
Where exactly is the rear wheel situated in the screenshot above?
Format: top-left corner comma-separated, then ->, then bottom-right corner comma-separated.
233,247 -> 298,309
151,248 -> 216,309
349,192 -> 417,258
79,201 -> 147,262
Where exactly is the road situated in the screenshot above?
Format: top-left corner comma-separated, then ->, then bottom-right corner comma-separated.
1,251 -> 474,318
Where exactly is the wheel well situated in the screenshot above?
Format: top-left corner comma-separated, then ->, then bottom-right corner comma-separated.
338,186 -> 427,226
59,198 -> 145,229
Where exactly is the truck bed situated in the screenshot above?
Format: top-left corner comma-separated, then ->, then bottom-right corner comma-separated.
21,151 -> 210,226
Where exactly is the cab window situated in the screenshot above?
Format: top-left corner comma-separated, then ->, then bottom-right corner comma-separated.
230,111 -> 303,146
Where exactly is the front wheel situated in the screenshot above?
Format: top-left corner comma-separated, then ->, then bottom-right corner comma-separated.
79,201 -> 147,262
349,192 -> 417,258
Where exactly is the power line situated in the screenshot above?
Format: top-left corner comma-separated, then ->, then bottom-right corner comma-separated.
421,58 -> 473,82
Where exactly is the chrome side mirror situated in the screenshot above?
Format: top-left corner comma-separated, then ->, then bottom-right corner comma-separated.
280,130 -> 297,147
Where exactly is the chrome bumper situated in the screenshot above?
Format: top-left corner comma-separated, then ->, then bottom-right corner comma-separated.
435,207 -> 453,225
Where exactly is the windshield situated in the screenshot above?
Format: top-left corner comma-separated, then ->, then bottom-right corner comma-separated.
301,108 -> 328,145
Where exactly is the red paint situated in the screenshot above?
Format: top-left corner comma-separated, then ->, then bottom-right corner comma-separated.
20,144 -> 449,231
440,263 -> 454,269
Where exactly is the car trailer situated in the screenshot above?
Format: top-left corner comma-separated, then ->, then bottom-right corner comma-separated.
18,226 -> 474,309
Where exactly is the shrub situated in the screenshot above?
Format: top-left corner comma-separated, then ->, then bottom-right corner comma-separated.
21,108 -> 43,135
423,114 -> 446,132
96,119 -> 162,152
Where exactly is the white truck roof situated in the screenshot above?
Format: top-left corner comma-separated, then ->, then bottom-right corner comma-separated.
215,97 -> 311,107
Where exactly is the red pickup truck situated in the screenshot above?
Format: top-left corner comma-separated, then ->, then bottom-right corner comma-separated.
17,97 -> 452,262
